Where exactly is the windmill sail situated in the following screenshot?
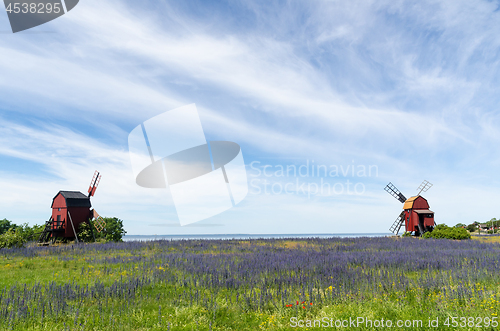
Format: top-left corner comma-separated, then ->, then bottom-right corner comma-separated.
88,171 -> 101,197
384,182 -> 407,203
389,211 -> 405,235
417,180 -> 433,195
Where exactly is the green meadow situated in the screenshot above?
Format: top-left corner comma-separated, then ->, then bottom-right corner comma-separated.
0,236 -> 499,330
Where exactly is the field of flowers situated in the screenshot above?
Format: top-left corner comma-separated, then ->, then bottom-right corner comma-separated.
0,237 -> 499,330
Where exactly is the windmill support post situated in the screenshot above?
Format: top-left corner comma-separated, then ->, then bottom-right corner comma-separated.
67,211 -> 80,243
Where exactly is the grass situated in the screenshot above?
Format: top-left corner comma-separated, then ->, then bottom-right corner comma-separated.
471,233 -> 500,244
0,237 -> 499,330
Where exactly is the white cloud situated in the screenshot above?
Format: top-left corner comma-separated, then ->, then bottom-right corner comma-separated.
0,118 -> 177,227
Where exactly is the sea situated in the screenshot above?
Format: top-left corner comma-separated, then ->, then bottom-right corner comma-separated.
122,233 -> 392,241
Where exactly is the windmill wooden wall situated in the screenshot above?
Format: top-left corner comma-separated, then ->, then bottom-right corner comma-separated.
403,196 -> 434,234
51,191 -> 92,238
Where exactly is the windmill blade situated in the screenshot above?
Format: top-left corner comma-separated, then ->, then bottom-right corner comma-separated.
90,209 -> 106,232
93,216 -> 106,233
389,211 -> 405,235
91,209 -> 100,220
416,180 -> 433,195
88,170 -> 101,197
384,182 -> 407,203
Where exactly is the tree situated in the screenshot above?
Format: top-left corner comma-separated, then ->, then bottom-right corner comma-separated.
454,223 -> 466,228
491,218 -> 500,228
0,218 -> 17,235
486,218 -> 495,229
101,217 -> 126,242
466,223 -> 477,233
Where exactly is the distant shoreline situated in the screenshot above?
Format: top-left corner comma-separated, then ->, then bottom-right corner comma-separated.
122,233 -> 393,241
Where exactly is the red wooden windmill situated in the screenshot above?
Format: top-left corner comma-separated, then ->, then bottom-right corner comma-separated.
385,180 -> 435,236
39,171 -> 102,244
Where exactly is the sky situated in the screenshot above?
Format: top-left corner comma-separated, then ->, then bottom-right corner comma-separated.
1,0 -> 500,235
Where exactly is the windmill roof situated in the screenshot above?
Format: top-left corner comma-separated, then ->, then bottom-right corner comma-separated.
403,195 -> 428,210
52,191 -> 91,208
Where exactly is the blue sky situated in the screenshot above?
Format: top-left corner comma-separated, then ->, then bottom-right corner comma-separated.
1,0 -> 500,235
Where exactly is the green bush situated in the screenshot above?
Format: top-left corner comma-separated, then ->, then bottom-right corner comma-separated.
423,224 -> 471,240
0,228 -> 27,248
102,217 -> 127,242
422,231 -> 432,239
77,217 -> 126,242
434,223 -> 448,231
17,223 -> 45,241
0,221 -> 45,248
77,221 -> 96,242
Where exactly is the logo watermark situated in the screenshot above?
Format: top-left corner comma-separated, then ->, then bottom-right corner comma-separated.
128,104 -> 248,226
290,316 -> 426,328
290,316 -> 499,328
249,160 -> 378,198
3,0 -> 79,33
